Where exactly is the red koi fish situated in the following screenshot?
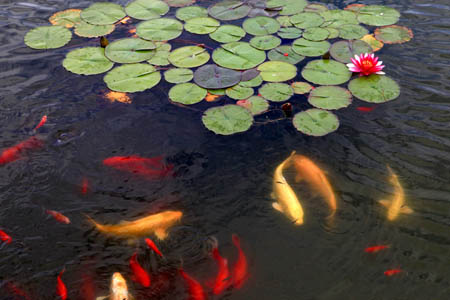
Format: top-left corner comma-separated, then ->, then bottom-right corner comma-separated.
46,210 -> 70,224
231,234 -> 248,289
34,115 -> 47,131
130,252 -> 151,287
103,155 -> 174,179
0,136 -> 43,165
357,106 -> 375,112
81,177 -> 89,195
212,247 -> 230,295
384,269 -> 402,276
145,238 -> 163,257
179,269 -> 207,300
0,229 -> 12,244
56,269 -> 67,300
364,245 -> 389,253
5,282 -> 32,300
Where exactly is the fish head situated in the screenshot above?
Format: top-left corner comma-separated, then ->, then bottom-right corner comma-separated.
287,208 -> 304,226
110,273 -> 129,300
165,210 -> 183,223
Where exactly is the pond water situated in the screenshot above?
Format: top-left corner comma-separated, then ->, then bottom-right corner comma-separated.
1,0 -> 449,299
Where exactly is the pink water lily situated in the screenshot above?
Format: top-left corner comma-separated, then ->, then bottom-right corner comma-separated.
347,53 -> 385,76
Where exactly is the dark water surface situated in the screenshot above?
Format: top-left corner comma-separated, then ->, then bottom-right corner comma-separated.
1,0 -> 449,299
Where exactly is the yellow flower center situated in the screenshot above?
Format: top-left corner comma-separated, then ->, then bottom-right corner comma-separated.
362,60 -> 373,69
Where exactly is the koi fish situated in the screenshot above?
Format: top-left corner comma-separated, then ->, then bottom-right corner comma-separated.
103,155 -> 174,179
0,136 -> 43,165
34,115 -> 47,131
179,269 -> 207,300
130,252 -> 151,287
145,238 -> 163,257
46,210 -> 70,224
384,269 -> 402,276
96,272 -> 132,300
5,282 -> 32,300
231,234 -> 248,289
56,269 -> 67,300
0,229 -> 12,244
271,151 -> 304,225
86,210 -> 183,240
379,166 -> 413,221
357,106 -> 375,112
212,247 -> 230,295
364,245 -> 389,253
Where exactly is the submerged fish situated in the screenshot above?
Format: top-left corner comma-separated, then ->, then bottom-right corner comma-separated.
0,229 -> 12,244
145,238 -> 163,257
103,155 -> 174,179
56,269 -> 67,300
357,106 -> 376,112
211,247 -> 230,295
231,234 -> 248,290
46,210 -> 70,224
179,269 -> 207,300
384,269 -> 402,276
5,282 -> 32,300
97,272 -> 132,300
271,151 -> 304,225
365,245 -> 390,253
0,136 -> 43,165
129,252 -> 151,287
86,210 -> 182,240
34,115 -> 47,131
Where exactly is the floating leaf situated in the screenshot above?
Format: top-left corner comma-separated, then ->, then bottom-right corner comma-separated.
242,16 -> 280,36
63,47 -> 114,75
330,40 -> 372,63
257,61 -> 297,82
267,0 -> 308,16
169,83 -> 207,104
319,9 -> 358,28
357,5 -> 400,26
258,83 -> 293,102
104,64 -> 161,92
208,88 -> 226,95
304,3 -> 328,13
226,85 -> 254,99
338,24 -> 369,40
344,4 -> 366,13
237,96 -> 269,115
361,34 -> 384,52
137,18 -> 183,41
291,82 -> 312,94
374,25 -> 413,44
212,42 -> 266,70
292,38 -> 330,57
185,17 -> 220,34
164,68 -> 193,83
105,38 -> 156,63
209,25 -> 246,43
308,86 -> 352,110
49,9 -> 81,28
125,0 -> 169,20
290,12 -> 324,29
176,6 -> 208,21
193,64 -> 241,89
74,21 -> 115,38
202,105 -> 253,135
247,7 -> 278,18
276,16 -> 292,27
240,68 -> 260,81
165,0 -> 194,7
80,2 -> 126,25
168,45 -> 210,68
303,27 -> 329,41
302,59 -> 351,85
293,109 -> 339,136
208,0 -> 251,21
147,43 -> 172,65
348,75 -> 400,103
24,26 -> 72,51
239,75 -> 263,87
324,27 -> 339,39
277,27 -> 302,39
250,35 -> 281,50
268,46 -> 305,64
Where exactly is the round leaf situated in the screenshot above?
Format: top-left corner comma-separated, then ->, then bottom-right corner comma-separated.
268,46 -> 305,64
374,25 -> 413,44
258,83 -> 293,102
105,38 -> 156,63
357,5 -> 400,26
338,24 -> 369,40
147,43 -> 171,66
209,25 -> 246,43
169,83 -> 207,104
325,27 -> 340,39
208,0 -> 251,21
257,61 -> 297,82
290,12 -> 324,29
302,59 -> 351,85
243,16 -> 280,36
49,9 -> 81,28
104,64 -> 161,92
267,0 -> 308,16
74,21 -> 115,38
212,42 -> 266,70
308,86 -> 352,110
238,96 -> 269,115
330,40 -> 372,63
176,6 -> 208,21
250,35 -> 281,50
168,46 -> 210,68
319,9 -> 358,28
361,34 -> 384,52
193,64 -> 242,89
165,0 -> 194,7
276,16 -> 293,27
291,82 -> 312,94
185,17 -> 220,34
304,3 -> 328,13
137,18 -> 183,41
277,27 -> 302,39
125,0 -> 169,20
303,27 -> 329,41
226,85 -> 254,100
239,75 -> 263,87
80,2 -> 126,25
202,105 -> 253,135
292,38 -> 330,57
348,75 -> 400,103
63,47 -> 114,75
164,68 -> 193,83
24,26 -> 72,50
293,109 -> 339,136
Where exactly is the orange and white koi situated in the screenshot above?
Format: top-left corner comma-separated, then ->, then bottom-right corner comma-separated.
46,210 -> 70,224
96,272 -> 131,300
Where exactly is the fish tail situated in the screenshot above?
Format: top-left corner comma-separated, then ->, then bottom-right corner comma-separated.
84,214 -> 104,231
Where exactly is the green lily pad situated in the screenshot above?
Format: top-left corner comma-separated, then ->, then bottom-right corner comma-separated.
74,21 -> 115,38
293,109 -> 339,136
357,5 -> 400,26
226,85 -> 254,100
164,68 -> 193,83
258,83 -> 293,102
80,2 -> 126,25
374,25 -> 413,44
303,27 -> 329,41
63,47 -> 114,75
208,0 -> 251,21
168,46 -> 210,68
330,40 -> 372,63
290,12 -> 324,29
212,42 -> 266,70
237,96 -> 269,115
308,86 -> 352,110
209,25 -> 246,43
319,9 -> 358,28
147,43 -> 171,65
175,6 -> 208,21
125,0 -> 169,20
338,24 -> 369,40
49,9 -> 81,28
304,3 -> 328,13
361,34 -> 384,52
104,64 -> 161,92
24,26 -> 72,50
292,38 -> 330,57
276,16 -> 293,27
324,27 -> 340,39
105,38 -> 156,63
193,64 -> 242,89
348,75 -> 400,103
208,88 -> 226,95
239,75 -> 263,87
137,18 -> 183,41
277,27 -> 302,39
165,0 -> 194,7
202,105 -> 253,135
185,17 -> 220,34
268,46 -> 305,64
243,16 -> 280,36
240,68 -> 260,81
250,35 -> 281,50
267,0 -> 308,16
257,61 -> 297,82
169,83 -> 207,104
291,82 -> 312,94
302,59 -> 351,85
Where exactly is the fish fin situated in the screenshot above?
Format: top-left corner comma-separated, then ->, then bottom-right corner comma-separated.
272,202 -> 283,213
155,228 -> 168,240
400,205 -> 413,214
378,199 -> 390,208
295,174 -> 302,182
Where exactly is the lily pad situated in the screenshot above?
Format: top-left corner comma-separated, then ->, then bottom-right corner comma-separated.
165,0 -> 194,7
208,88 -> 226,95
348,75 -> 400,103
24,26 -> 72,50
237,96 -> 269,115
319,9 -> 358,28
303,27 -> 329,41
292,38 -> 330,57
104,64 -> 161,92
212,42 -> 266,70
202,105 -> 253,135
209,25 -> 246,43
330,40 -> 372,63
276,16 -> 292,27
304,3 -> 328,13
277,27 -> 302,39
49,9 -> 81,28
193,64 -> 242,89
147,43 -> 172,65
74,21 -> 115,38
308,86 -> 352,110
302,59 -> 351,85
250,35 -> 281,50
338,24 -> 369,40
164,68 -> 193,83
268,46 -> 305,64
226,85 -> 254,100
243,16 -> 280,36
80,2 -> 126,25
258,83 -> 293,102
137,18 -> 183,41
290,12 -> 324,29
105,38 -> 156,63
374,25 -> 413,44
291,82 -> 312,94
239,75 -> 263,87
267,0 -> 308,16
208,0 -> 251,21
293,109 -> 339,136
361,34 -> 384,52
325,27 -> 340,39
240,68 -> 260,81
168,46 -> 210,68
357,5 -> 400,26
176,6 -> 208,21
63,47 -> 114,75
169,83 -> 207,104
185,17 -> 220,34
257,61 -> 297,82
125,0 -> 169,20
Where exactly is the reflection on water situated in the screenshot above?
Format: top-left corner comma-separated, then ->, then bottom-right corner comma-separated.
0,0 -> 449,299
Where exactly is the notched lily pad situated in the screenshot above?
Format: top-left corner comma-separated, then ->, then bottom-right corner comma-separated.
168,45 -> 210,68
208,0 -> 251,21
258,83 -> 293,102
202,104 -> 254,135
303,27 -> 329,41
357,5 -> 400,26
164,68 -> 193,83
330,40 -> 372,63
237,96 -> 269,115
169,82 -> 207,104
105,38 -> 156,63
277,27 -> 302,39
267,0 -> 308,16
209,25 -> 246,43
49,9 -> 81,28
302,59 -> 351,85
290,12 -> 324,29
63,47 -> 114,75
268,46 -> 305,64
319,9 -> 358,28
193,64 -> 242,89
338,24 -> 369,40
292,38 -> 330,57
104,63 -> 161,92
243,16 -> 280,36
165,0 -> 195,7
257,61 -> 297,82
80,2 -> 126,25
212,42 -> 266,70
348,75 -> 400,103
137,18 -> 183,41
250,35 -> 281,50
176,6 -> 208,21
24,26 -> 72,49
374,25 -> 413,44
308,86 -> 352,110
293,109 -> 339,136
74,21 -> 115,38
226,85 -> 254,100
125,0 -> 170,20
147,43 -> 172,66
185,17 -> 220,34
361,34 -> 384,52
291,82 -> 312,94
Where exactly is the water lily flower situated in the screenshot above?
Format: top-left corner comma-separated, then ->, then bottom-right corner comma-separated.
347,53 -> 385,76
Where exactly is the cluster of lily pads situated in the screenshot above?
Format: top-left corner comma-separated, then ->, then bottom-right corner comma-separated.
24,0 -> 413,136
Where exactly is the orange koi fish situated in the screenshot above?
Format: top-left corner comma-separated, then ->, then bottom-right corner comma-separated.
130,252 -> 151,287
179,269 -> 207,300
46,210 -> 70,224
34,115 -> 47,131
212,247 -> 230,295
56,269 -> 67,300
364,245 -> 389,253
145,238 -> 163,257
0,136 -> 43,165
0,229 -> 12,244
231,234 -> 248,289
103,155 -> 174,179
384,269 -> 402,276
81,177 -> 89,195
